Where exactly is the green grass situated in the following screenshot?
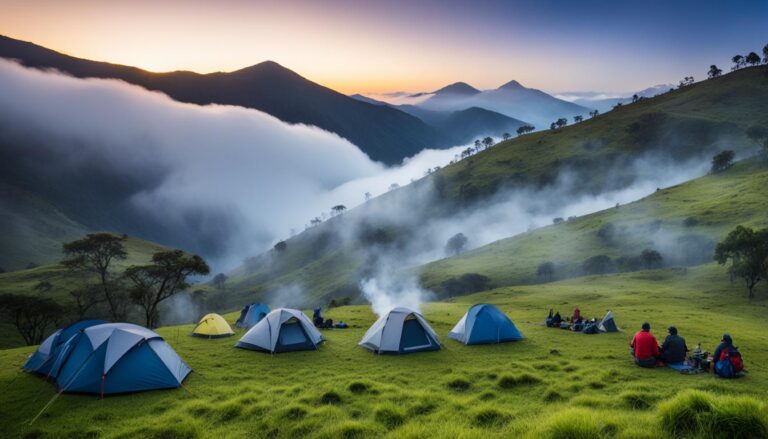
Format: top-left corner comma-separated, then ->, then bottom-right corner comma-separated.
2,263 -> 767,438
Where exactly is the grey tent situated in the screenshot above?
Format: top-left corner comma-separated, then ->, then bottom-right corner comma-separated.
359,307 -> 441,354
598,311 -> 619,333
235,308 -> 324,353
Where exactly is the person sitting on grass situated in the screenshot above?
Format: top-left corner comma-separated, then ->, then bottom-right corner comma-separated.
712,334 -> 744,378
630,322 -> 660,368
660,326 -> 688,365
546,309 -> 554,327
572,307 -> 581,323
552,311 -> 563,327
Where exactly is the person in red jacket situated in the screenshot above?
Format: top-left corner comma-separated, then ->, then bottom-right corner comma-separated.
630,322 -> 660,368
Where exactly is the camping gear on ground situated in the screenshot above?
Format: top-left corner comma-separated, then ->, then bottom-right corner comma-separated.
192,313 -> 235,338
235,308 -> 324,353
359,307 -> 441,354
448,304 -> 524,345
559,322 -> 570,330
692,344 -> 703,368
235,303 -> 271,329
598,311 -> 619,332
44,323 -> 191,395
334,321 -> 349,329
322,319 -> 333,329
582,322 -> 599,334
667,362 -> 698,373
23,319 -> 107,376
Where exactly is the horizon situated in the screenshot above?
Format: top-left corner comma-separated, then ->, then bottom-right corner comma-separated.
2,0 -> 767,95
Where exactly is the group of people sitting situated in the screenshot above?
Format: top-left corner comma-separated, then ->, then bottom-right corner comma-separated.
546,308 -> 600,334
630,322 -> 745,378
312,308 -> 348,329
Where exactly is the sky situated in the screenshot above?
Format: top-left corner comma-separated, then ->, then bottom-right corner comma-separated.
1,0 -> 767,94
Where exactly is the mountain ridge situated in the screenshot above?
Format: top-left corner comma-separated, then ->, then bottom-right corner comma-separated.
0,35 -> 444,165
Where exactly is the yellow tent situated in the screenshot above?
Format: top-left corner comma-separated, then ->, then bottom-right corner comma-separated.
192,313 -> 235,338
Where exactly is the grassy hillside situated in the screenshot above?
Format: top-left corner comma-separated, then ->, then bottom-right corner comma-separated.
419,161 -> 768,293
0,234 -> 171,349
1,264 -> 767,438
220,67 -> 768,305
0,183 -> 88,272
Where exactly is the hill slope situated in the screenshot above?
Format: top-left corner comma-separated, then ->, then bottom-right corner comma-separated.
418,161 -> 768,294
218,67 -> 768,307
0,35 -> 443,165
0,183 -> 88,271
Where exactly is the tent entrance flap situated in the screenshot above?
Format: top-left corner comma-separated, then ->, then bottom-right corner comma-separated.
400,318 -> 432,351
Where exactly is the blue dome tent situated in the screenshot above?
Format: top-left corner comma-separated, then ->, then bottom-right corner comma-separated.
235,308 -> 324,353
359,307 -> 441,354
235,303 -> 271,329
45,323 -> 191,396
23,319 -> 107,376
448,304 -> 524,345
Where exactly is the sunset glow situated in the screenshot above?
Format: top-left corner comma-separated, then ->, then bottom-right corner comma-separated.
2,0 -> 766,94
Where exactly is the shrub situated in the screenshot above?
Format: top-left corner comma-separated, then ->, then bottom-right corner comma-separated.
328,297 -> 352,308
658,390 -> 768,439
472,408 -> 511,427
374,405 -> 406,430
498,373 -> 541,389
683,216 -> 699,227
582,255 -> 616,275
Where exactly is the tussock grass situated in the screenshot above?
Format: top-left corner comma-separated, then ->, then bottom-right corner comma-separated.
658,390 -> 768,438
498,373 -> 542,389
538,408 -> 617,438
472,407 -> 512,427
620,390 -> 658,410
374,403 -> 407,429
445,375 -> 471,391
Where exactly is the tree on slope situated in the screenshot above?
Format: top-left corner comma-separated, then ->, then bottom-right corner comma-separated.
715,226 -> 768,299
62,233 -> 128,320
445,233 -> 469,256
745,52 -> 761,67
764,44 -> 768,63
746,125 -> 768,159
732,55 -> 744,70
482,137 -> 495,149
708,65 -> 722,79
125,250 -> 210,328
711,150 -> 735,173
537,261 -> 555,282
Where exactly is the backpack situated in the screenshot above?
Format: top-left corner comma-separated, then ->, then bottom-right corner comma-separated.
716,347 -> 743,378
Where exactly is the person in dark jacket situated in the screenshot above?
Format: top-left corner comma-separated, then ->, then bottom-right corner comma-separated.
552,311 -> 562,327
546,309 -> 554,327
713,333 -> 735,363
660,326 -> 688,364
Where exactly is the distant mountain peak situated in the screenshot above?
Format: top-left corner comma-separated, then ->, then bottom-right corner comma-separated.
498,80 -> 526,90
433,82 -> 480,95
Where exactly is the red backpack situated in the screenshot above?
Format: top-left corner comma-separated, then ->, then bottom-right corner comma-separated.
719,347 -> 744,373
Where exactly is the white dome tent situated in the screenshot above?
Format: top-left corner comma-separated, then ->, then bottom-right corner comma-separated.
359,307 -> 441,354
235,308 -> 324,353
